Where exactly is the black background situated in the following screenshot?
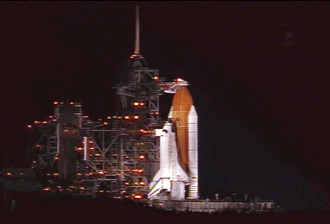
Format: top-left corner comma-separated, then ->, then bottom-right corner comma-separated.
1,1 -> 330,211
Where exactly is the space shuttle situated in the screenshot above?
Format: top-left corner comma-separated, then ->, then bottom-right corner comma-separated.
148,86 -> 198,200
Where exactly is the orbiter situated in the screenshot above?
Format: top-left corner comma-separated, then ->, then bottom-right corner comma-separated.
148,86 -> 198,200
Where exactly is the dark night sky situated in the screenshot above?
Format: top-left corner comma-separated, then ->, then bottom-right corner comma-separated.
1,1 -> 330,211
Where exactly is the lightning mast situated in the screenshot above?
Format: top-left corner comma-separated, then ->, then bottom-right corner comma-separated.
111,4 -> 163,198
134,4 -> 140,56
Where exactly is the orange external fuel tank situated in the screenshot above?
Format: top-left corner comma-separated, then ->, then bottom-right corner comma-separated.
172,86 -> 193,173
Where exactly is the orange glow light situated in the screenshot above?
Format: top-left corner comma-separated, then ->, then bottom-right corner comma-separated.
134,195 -> 142,199
42,187 -> 52,192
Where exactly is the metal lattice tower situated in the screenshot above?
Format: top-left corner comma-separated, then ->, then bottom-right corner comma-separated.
27,5 -> 188,199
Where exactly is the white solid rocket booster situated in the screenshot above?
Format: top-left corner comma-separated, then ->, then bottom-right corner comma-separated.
188,105 -> 198,199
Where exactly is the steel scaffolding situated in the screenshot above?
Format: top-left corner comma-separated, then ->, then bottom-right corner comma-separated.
27,4 -> 189,200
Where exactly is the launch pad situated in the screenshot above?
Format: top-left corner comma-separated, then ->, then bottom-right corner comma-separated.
0,5 -> 278,213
